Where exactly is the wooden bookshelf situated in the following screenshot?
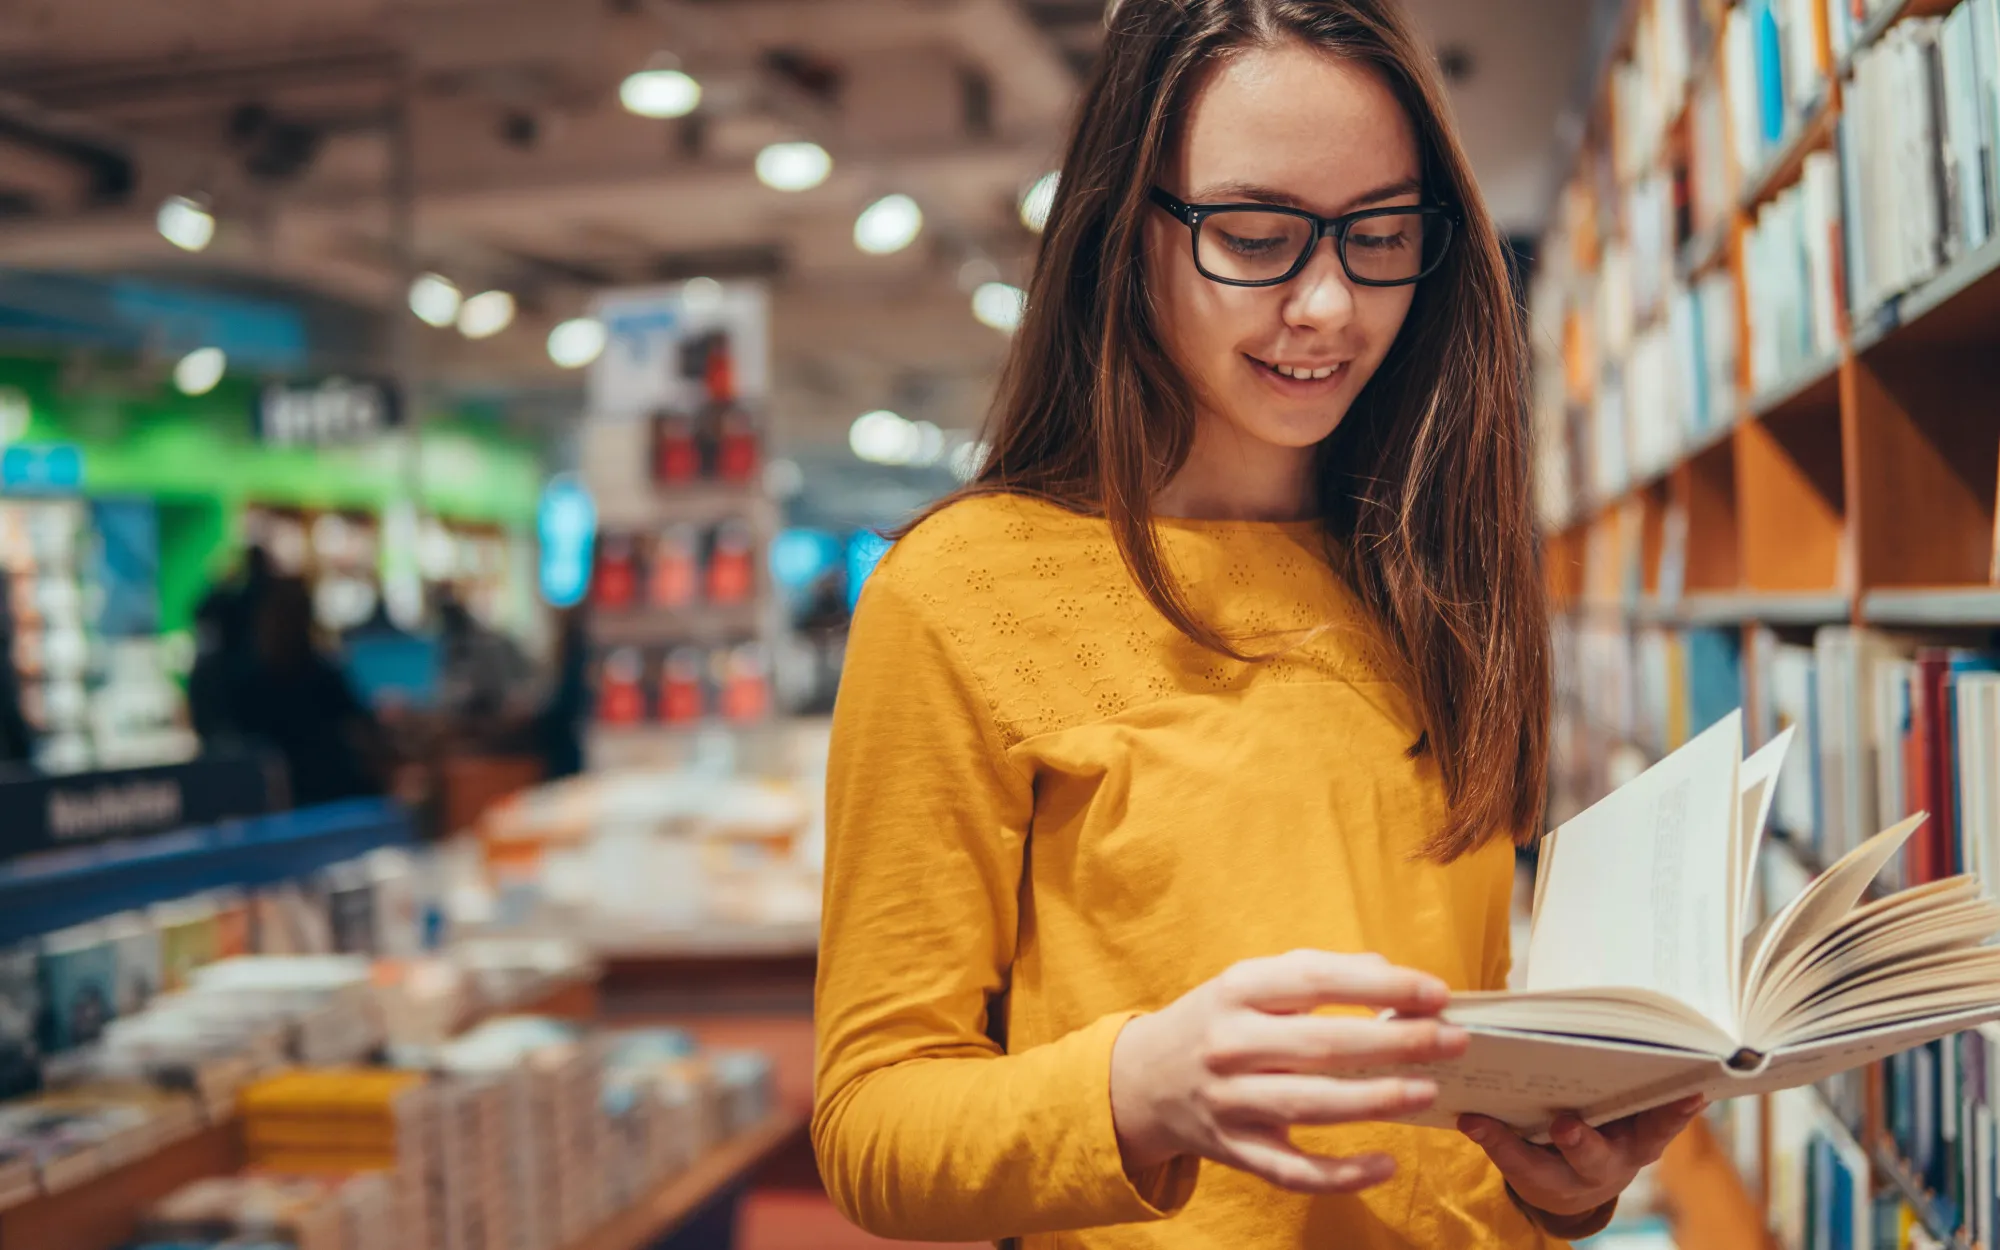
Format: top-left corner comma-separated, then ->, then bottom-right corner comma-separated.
1538,0 -> 2000,1245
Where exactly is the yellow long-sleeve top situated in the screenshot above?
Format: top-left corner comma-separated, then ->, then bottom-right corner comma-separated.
814,494 -> 1569,1249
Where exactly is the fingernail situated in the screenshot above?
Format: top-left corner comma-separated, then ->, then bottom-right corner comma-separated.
1438,1024 -> 1469,1049
1556,1122 -> 1581,1145
1402,1079 -> 1437,1102
1422,978 -> 1450,1006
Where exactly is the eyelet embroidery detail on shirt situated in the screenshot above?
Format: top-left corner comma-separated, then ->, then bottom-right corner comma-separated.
881,497 -> 1401,748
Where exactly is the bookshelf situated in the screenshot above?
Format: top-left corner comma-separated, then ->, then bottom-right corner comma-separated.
1537,0 -> 2000,1245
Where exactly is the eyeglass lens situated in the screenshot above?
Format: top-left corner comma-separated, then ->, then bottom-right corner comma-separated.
1194,210 -> 1444,284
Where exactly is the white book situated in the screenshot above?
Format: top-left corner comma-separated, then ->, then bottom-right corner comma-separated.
1979,0 -> 2000,256
1802,151 -> 1840,358
1361,712 -> 2000,1140
1945,4 -> 1985,254
1726,7 -> 1765,179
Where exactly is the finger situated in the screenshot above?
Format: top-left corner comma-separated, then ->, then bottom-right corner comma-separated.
1208,1074 -> 1437,1126
1206,1013 -> 1470,1074
1621,1095 -> 1707,1161
1546,1114 -> 1622,1187
1458,1115 -> 1579,1194
1218,950 -> 1451,1016
1222,1129 -> 1400,1195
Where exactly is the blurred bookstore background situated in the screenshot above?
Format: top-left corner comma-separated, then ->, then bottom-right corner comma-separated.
1538,0 -> 2000,1247
0,0 -> 1992,1247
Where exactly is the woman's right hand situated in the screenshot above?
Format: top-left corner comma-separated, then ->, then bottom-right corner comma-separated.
1109,949 -> 1468,1194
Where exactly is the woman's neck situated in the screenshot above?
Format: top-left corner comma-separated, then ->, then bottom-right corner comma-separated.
1153,415 -> 1318,522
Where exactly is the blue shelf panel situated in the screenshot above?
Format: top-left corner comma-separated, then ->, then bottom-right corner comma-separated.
0,798 -> 414,947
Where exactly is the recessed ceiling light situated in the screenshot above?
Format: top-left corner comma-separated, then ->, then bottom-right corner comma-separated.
1019,171 -> 1060,232
173,347 -> 226,396
620,67 -> 702,119
409,273 -> 462,328
756,141 -> 833,192
854,193 -> 924,255
547,317 -> 608,369
972,281 -> 1027,333
457,289 -> 516,339
156,195 -> 216,252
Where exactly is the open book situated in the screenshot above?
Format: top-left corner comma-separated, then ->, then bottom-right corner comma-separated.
1371,711 -> 2000,1141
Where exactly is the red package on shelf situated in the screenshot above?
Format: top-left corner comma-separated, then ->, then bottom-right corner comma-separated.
593,537 -> 639,610
660,647 -> 707,725
703,333 -> 737,404
649,526 -> 700,609
598,648 -> 647,725
652,413 -> 702,485
706,521 -> 755,605
719,643 -> 769,724
715,407 -> 760,484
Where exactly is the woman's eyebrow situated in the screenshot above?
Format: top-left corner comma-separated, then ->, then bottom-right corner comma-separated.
1187,176 -> 1425,212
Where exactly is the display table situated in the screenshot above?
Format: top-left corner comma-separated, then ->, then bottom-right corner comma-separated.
595,923 -> 817,1017
569,1110 -> 805,1250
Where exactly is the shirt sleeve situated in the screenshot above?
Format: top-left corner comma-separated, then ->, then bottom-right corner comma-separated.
812,568 -> 1198,1242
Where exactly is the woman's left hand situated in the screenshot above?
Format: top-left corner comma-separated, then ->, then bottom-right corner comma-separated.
1458,1095 -> 1708,1218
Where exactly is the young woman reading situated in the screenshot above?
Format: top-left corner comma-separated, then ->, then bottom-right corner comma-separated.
813,0 -> 1703,1244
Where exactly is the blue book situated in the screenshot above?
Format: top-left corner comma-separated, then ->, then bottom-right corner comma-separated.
1685,628 -> 1744,741
1753,0 -> 1788,149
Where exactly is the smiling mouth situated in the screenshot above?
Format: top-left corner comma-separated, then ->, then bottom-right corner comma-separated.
1248,355 -> 1347,382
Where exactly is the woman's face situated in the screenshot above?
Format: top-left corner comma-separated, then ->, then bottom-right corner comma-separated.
1147,41 -> 1425,459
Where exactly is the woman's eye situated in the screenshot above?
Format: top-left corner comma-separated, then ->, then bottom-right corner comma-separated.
1220,232 -> 1287,256
1350,230 -> 1410,251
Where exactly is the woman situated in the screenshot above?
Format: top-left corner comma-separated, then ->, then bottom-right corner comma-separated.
233,577 -> 389,809
813,0 -> 1701,1245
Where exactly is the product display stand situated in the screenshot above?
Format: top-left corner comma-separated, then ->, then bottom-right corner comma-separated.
1540,0 -> 2000,1244
0,972 -> 595,1250
565,1109 -> 804,1250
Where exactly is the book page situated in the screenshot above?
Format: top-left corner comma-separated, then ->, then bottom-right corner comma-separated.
1731,727 -> 1794,1007
1526,712 -> 1744,1033
1356,1026 -> 1718,1141
1742,813 -> 1928,1001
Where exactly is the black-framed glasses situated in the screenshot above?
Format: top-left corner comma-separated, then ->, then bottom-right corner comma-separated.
1149,187 -> 1460,288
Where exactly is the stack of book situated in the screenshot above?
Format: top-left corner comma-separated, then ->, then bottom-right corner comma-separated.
1844,4 -> 2000,323
1724,0 -> 1831,182
1744,149 -> 1844,392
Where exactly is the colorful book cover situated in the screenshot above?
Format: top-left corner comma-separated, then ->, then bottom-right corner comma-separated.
155,903 -> 219,993
36,929 -> 116,1053
211,894 -> 251,961
0,944 -> 41,1101
103,912 -> 161,1018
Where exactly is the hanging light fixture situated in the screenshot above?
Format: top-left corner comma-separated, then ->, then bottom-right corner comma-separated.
1019,171 -> 1060,232
755,141 -> 833,192
457,290 -> 516,339
854,193 -> 924,255
547,317 -> 608,369
620,62 -> 702,119
156,195 -> 216,252
408,273 -> 462,328
173,347 -> 226,396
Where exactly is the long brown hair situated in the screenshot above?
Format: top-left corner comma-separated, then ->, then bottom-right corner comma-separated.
915,0 -> 1547,861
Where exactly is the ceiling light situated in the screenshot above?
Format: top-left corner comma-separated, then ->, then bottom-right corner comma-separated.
409,273 -> 462,328
849,409 -> 919,465
854,193 -> 924,255
156,195 -> 216,252
620,67 -> 702,119
948,439 -> 988,482
457,289 -> 516,339
1020,171 -> 1060,233
756,141 -> 832,192
972,281 -> 1027,333
547,317 -> 608,369
173,347 -> 226,397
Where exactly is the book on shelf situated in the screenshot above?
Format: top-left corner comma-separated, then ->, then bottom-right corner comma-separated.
1744,149 -> 1844,394
1842,6 -> 2000,321
1365,711 -> 2000,1141
1881,1025 -> 2000,1247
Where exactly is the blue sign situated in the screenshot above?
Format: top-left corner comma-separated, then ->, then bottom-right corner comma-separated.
1,443 -> 84,495
769,528 -> 841,591
538,474 -> 598,609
